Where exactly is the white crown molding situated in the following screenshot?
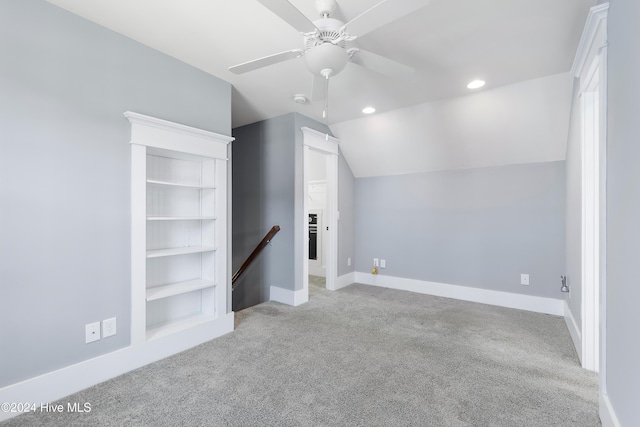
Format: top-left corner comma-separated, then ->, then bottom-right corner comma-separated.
125,111 -> 234,159
124,111 -> 234,144
571,3 -> 609,79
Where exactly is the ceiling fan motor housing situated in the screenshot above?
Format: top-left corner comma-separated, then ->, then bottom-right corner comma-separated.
304,17 -> 348,77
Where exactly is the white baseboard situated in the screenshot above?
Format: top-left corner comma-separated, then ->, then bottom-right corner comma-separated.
564,300 -> 582,363
600,392 -> 621,427
0,313 -> 234,422
308,264 -> 326,277
270,286 -> 308,306
353,272 -> 564,316
335,272 -> 355,290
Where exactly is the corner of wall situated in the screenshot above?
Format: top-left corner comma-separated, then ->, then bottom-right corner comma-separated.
564,299 -> 582,363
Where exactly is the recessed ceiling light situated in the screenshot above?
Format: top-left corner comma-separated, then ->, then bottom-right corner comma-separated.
362,106 -> 376,114
467,80 -> 486,89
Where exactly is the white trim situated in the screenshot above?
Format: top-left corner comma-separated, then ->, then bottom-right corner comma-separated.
301,127 -> 339,155
308,265 -> 326,277
0,313 -> 234,422
269,286 -> 308,307
599,392 -> 621,427
573,3 -> 608,374
300,127 -> 339,297
128,111 -> 232,347
580,74 -> 600,372
301,145 -> 310,299
124,111 -> 233,157
564,300 -> 582,362
597,37 -> 608,392
354,272 -> 564,315
571,3 -> 609,79
335,272 -> 355,290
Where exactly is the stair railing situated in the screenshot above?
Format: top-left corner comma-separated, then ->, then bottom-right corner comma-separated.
232,225 -> 281,290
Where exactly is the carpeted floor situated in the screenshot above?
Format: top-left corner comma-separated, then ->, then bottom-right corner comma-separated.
4,278 -> 600,426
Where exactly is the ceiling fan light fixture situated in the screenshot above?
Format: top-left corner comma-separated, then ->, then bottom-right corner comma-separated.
362,106 -> 376,114
304,43 -> 348,77
467,79 -> 486,89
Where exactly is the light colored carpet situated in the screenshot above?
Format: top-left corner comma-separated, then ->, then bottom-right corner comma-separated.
4,278 -> 600,426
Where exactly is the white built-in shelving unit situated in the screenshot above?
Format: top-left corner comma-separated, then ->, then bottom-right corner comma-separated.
126,112 -> 234,344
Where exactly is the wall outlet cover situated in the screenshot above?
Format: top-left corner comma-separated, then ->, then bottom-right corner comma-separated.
103,317 -> 117,338
521,274 -> 530,285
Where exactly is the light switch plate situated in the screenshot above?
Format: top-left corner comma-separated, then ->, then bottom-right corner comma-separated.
85,322 -> 100,343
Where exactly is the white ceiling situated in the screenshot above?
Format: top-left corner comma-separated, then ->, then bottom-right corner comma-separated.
45,0 -> 595,175
46,0 -> 594,127
332,72 -> 572,177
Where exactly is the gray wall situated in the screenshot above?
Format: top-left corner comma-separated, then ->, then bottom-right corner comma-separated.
355,162 -> 566,298
232,113 -> 355,309
337,152 -> 356,277
605,0 -> 640,424
232,114 -> 297,310
0,0 -> 231,387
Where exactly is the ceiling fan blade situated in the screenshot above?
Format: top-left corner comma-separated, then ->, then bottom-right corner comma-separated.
229,49 -> 303,74
349,49 -> 414,78
257,0 -> 319,33
311,75 -> 326,102
345,0 -> 430,37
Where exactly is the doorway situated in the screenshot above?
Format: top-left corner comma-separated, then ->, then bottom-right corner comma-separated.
300,127 -> 339,299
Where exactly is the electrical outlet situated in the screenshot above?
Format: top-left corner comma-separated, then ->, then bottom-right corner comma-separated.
521,274 -> 530,286
373,258 -> 379,267
85,322 -> 100,343
347,257 -> 351,266
103,317 -> 117,338
380,259 -> 386,268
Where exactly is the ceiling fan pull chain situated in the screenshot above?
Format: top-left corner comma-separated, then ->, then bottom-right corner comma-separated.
324,74 -> 330,124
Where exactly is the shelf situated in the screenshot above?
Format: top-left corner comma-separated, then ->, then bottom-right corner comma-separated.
146,279 -> 216,301
147,216 -> 216,221
146,245 -> 216,258
130,111 -> 230,346
146,313 -> 217,341
147,179 -> 215,190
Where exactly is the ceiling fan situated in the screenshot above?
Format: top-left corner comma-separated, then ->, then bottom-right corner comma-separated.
229,0 -> 430,106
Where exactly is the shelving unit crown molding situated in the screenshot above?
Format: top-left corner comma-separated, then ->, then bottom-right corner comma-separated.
124,111 -> 234,159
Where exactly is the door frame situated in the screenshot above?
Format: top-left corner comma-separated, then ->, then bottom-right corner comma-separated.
580,58 -> 603,373
571,3 -> 608,377
300,127 -> 339,297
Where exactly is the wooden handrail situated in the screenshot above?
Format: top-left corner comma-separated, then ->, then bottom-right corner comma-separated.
232,225 -> 281,289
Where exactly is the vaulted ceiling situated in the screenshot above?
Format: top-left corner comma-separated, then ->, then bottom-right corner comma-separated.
46,0 -> 596,175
